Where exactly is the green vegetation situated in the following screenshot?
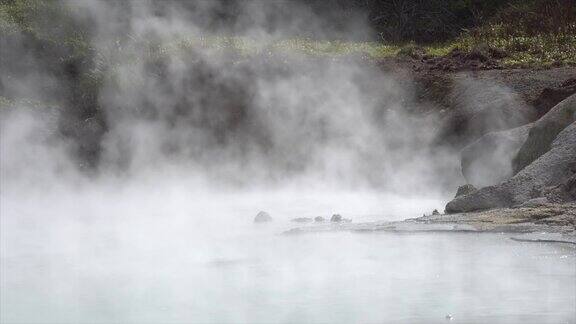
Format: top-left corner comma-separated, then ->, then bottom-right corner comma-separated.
455,1 -> 576,67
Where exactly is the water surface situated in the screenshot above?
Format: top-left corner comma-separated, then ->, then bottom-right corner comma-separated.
1,190 -> 574,323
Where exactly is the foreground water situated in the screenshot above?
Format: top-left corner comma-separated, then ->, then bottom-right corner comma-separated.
1,189 -> 575,323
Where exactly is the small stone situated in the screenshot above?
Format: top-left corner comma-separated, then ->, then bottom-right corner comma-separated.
254,211 -> 272,223
330,214 -> 343,222
314,216 -> 325,222
432,209 -> 440,215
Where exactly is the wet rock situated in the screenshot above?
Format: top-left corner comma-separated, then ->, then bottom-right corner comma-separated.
291,217 -> 313,223
446,122 -> 576,213
254,211 -> 272,223
455,184 -> 478,197
513,94 -> 576,174
461,124 -> 531,187
330,214 -> 343,222
314,216 -> 325,222
432,209 -> 440,215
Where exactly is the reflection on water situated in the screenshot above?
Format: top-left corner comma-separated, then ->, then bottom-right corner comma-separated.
2,222 -> 575,323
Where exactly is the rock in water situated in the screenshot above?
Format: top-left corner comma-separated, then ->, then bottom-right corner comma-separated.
314,216 -> 325,222
432,209 -> 440,215
330,214 -> 343,222
513,94 -> 576,174
291,217 -> 313,223
455,184 -> 477,197
254,211 -> 272,223
461,124 -> 531,187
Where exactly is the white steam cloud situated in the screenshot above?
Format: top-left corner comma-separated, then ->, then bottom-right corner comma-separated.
2,0 -> 461,196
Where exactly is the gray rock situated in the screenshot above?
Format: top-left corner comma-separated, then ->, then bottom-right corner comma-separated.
515,197 -> 549,208
446,122 -> 576,213
314,216 -> 325,222
461,124 -> 531,187
513,94 -> 576,174
432,209 -> 440,215
291,217 -> 313,223
330,214 -> 343,222
455,184 -> 478,198
254,211 -> 272,223
438,76 -> 536,147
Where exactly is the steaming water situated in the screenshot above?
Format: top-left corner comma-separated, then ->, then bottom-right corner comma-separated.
1,187 -> 575,324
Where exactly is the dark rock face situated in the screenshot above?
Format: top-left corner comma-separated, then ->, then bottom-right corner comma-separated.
330,214 -> 343,222
533,78 -> 576,118
446,122 -> 576,213
254,211 -> 272,223
291,217 -> 313,223
461,124 -> 531,187
455,184 -> 478,197
314,216 -> 325,222
513,94 -> 576,174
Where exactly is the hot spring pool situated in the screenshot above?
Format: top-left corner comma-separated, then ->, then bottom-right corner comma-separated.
2,218 -> 574,323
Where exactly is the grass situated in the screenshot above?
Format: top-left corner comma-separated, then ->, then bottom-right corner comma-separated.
141,35 -> 453,60
455,26 -> 576,68
146,34 -> 575,68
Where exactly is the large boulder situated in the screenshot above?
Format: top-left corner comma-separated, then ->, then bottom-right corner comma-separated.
446,122 -> 576,213
460,124 -> 531,187
437,76 -> 537,147
513,94 -> 576,174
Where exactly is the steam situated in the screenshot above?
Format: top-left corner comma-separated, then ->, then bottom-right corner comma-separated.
2,0 -> 461,197
0,2 -> 464,275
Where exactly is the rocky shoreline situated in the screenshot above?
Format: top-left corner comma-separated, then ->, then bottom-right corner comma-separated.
287,91 -> 576,243
285,203 -> 576,245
